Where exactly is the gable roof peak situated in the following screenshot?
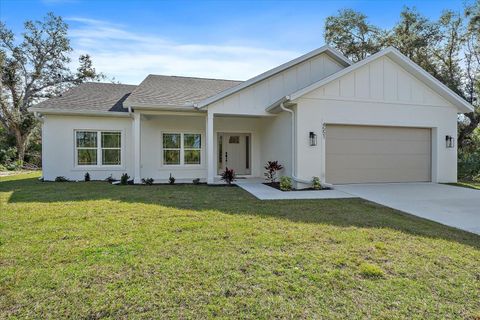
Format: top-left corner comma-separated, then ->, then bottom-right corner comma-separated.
196,45 -> 352,109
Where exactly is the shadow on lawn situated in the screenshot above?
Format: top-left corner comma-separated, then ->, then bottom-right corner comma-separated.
2,176 -> 479,249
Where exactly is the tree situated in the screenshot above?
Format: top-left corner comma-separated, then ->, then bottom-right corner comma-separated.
324,4 -> 480,150
0,13 -> 103,163
324,9 -> 384,62
459,2 -> 480,149
385,7 -> 441,77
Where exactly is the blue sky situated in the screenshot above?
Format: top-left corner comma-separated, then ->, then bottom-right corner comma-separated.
0,0 -> 468,84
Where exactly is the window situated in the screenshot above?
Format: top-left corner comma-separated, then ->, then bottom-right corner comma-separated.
76,131 -> 97,165
162,133 -> 201,165
229,136 -> 240,144
75,130 -> 121,166
101,132 -> 121,165
163,133 -> 181,165
245,135 -> 250,169
184,134 -> 201,164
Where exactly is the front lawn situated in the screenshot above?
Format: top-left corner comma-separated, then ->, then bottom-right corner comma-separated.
1,173 -> 479,319
451,181 -> 480,190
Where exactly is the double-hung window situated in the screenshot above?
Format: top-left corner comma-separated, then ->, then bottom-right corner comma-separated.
162,133 -> 201,165
75,130 -> 122,166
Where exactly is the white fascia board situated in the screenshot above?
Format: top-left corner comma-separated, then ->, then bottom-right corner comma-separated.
28,108 -> 132,117
197,45 -> 352,109
289,47 -> 474,113
129,104 -> 200,112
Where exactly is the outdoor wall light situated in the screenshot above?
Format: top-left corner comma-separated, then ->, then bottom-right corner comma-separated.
445,135 -> 455,148
309,131 -> 317,146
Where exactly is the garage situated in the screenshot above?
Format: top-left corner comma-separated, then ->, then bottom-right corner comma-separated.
325,125 -> 431,184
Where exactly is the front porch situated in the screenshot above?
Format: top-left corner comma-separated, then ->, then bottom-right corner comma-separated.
131,110 -> 288,184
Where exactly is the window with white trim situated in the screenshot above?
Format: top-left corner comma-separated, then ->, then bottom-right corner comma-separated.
75,130 -> 121,166
162,133 -> 201,165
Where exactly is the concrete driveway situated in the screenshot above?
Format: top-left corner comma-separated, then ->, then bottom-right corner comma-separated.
335,183 -> 480,235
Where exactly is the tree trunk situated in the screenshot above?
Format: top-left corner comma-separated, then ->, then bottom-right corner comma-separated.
13,128 -> 27,164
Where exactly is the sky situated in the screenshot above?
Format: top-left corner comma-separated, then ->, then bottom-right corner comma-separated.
0,0 -> 469,84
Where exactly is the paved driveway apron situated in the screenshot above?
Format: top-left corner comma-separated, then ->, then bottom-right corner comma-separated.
335,183 -> 480,235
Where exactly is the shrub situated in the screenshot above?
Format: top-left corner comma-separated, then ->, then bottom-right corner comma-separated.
142,177 -> 154,185
279,176 -> 292,191
264,161 -> 283,183
55,176 -> 68,182
84,172 -> 91,182
120,173 -> 130,185
312,176 -> 322,190
169,173 -> 175,184
458,149 -> 480,180
359,263 -> 384,278
192,178 -> 201,185
0,147 -> 17,165
221,167 -> 236,185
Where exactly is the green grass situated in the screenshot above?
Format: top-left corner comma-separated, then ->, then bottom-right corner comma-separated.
1,173 -> 479,319
449,181 -> 480,190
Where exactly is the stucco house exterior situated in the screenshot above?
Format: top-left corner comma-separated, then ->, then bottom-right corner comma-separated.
30,46 -> 474,187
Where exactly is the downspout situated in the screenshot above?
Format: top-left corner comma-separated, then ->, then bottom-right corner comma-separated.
279,100 -> 311,185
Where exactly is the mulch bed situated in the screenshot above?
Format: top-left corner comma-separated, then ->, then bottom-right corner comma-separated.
263,182 -> 331,192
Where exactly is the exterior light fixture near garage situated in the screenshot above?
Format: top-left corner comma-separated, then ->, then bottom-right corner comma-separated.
309,131 -> 317,146
445,135 -> 455,148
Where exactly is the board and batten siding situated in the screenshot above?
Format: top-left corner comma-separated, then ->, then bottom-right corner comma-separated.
295,56 -> 459,184
208,53 -> 346,116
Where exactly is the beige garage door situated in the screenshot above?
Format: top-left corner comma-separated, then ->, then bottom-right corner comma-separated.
325,125 -> 431,184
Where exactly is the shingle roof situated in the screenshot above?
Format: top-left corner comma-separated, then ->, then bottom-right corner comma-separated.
123,75 -> 242,108
32,82 -> 136,113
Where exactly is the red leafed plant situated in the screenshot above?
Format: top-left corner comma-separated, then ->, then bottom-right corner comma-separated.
264,161 -> 283,183
221,167 -> 236,185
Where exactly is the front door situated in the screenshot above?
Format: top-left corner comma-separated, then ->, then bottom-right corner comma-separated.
218,133 -> 251,175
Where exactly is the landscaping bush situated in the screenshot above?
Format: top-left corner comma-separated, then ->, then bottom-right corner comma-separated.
221,167 -> 236,185
280,176 -> 292,191
84,172 -> 91,182
169,173 -> 175,184
120,173 -> 130,185
264,161 -> 283,183
55,176 -> 68,182
142,177 -> 154,185
312,176 -> 322,190
192,178 -> 201,185
458,149 -> 480,181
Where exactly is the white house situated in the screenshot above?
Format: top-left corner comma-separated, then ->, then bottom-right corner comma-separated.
30,46 -> 474,187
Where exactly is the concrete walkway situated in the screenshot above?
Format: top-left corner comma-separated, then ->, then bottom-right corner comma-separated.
236,180 -> 354,200
335,183 -> 480,235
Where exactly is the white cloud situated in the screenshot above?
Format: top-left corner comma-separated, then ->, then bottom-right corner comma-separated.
66,17 -> 301,84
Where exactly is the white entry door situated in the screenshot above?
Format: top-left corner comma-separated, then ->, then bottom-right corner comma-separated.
219,133 -> 251,175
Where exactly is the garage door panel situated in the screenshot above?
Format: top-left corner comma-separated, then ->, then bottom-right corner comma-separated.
328,126 -> 430,141
326,139 -> 430,155
326,125 -> 431,184
326,154 -> 430,170
328,168 -> 431,184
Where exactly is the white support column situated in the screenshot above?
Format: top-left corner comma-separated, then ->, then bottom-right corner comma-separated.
133,112 -> 142,184
206,111 -> 215,184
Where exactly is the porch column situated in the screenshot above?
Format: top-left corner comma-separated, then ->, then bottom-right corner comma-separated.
206,111 -> 215,184
133,112 -> 142,184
